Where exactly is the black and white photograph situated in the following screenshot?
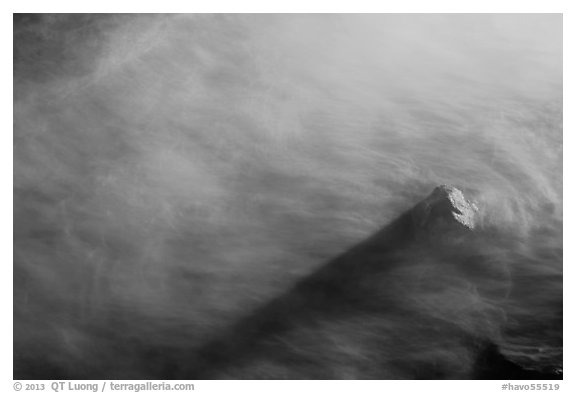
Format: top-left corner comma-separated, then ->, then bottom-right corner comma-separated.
13,12 -> 563,381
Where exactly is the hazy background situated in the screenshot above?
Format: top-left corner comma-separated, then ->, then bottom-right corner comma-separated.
13,14 -> 562,378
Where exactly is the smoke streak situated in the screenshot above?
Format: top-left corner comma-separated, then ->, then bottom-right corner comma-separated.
14,14 -> 562,378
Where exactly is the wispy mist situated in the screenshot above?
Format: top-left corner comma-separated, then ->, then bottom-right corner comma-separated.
14,14 -> 562,378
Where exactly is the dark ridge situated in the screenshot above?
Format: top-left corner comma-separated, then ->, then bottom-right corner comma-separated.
17,186 -> 560,379
146,185 -> 559,379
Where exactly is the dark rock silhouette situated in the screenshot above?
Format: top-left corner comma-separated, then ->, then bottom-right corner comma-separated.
18,185 -> 561,379
148,185 -> 560,379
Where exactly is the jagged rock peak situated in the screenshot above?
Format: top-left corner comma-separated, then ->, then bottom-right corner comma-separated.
415,185 -> 478,230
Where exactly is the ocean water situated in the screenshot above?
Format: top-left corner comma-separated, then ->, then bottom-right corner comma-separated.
13,14 -> 562,378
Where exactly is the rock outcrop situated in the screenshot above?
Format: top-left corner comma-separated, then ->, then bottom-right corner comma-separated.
412,185 -> 478,230
150,185 -> 560,380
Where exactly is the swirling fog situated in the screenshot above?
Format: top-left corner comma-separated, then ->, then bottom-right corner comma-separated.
13,14 -> 562,378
